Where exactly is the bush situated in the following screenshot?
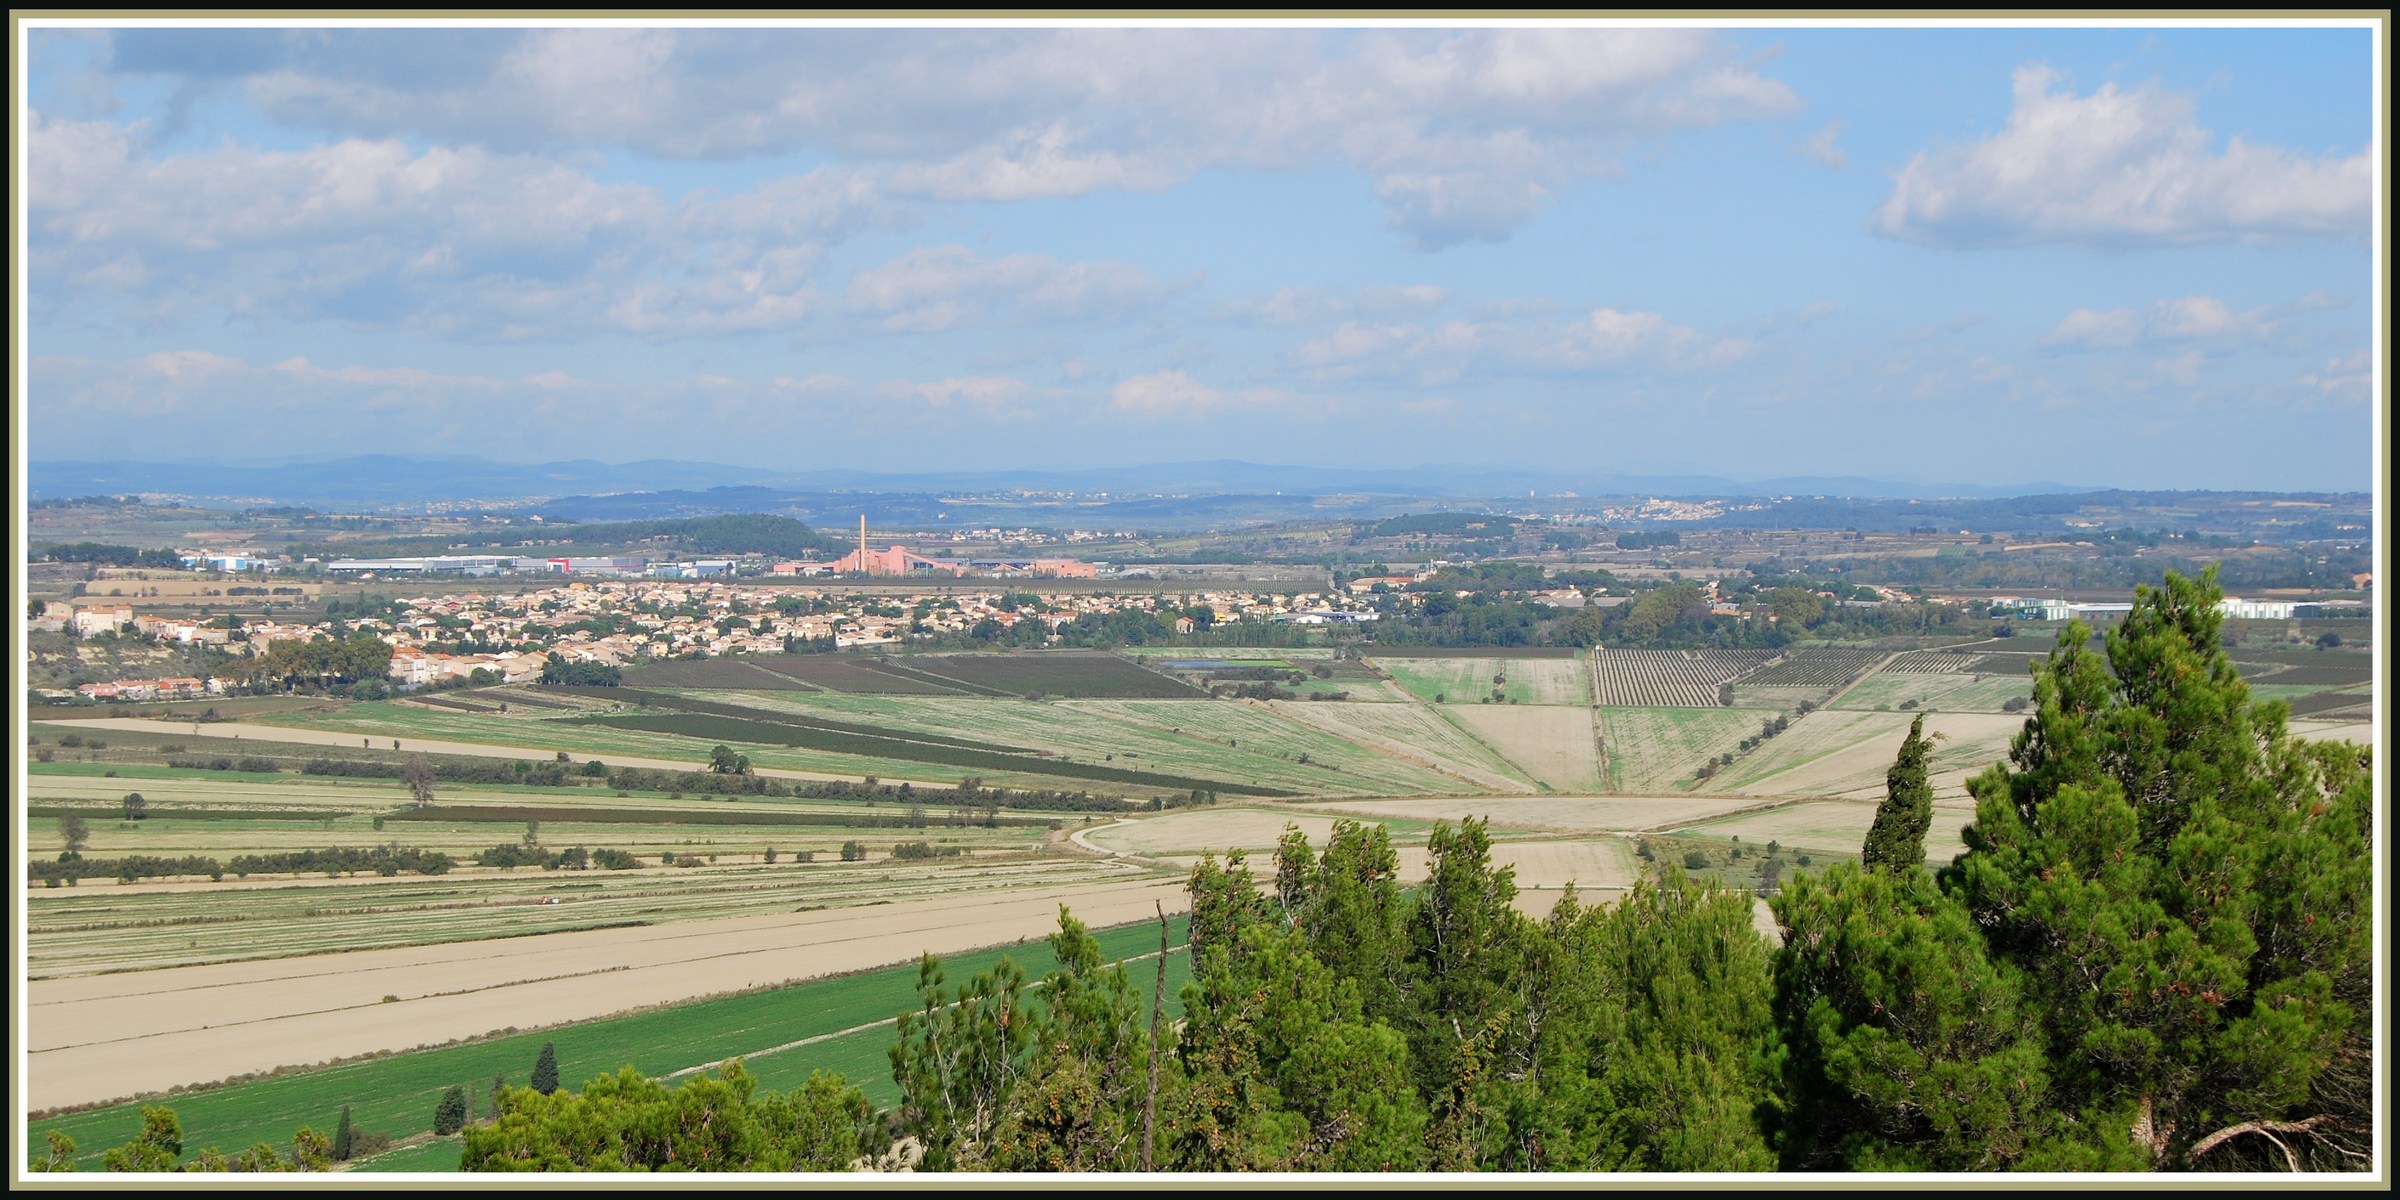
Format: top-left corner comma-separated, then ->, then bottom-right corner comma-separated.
1682,850 -> 1708,871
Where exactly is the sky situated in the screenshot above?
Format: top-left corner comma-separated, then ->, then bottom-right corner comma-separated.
18,19 -> 2380,491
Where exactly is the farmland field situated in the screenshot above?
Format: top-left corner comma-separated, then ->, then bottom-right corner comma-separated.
1671,800 -> 1975,862
30,916 -> 1193,1172
1373,654 -> 1590,706
28,873 -> 1193,1113
28,851 -> 1118,976
888,652 -> 1204,699
1830,671 -> 2032,713
1588,649 -> 1777,707
1699,710 -> 2025,801
1309,794 -> 1770,833
1596,707 -> 1775,792
2289,719 -> 2372,744
625,652 -> 1205,698
1082,806 -> 1440,857
1082,809 -> 1642,905
1262,700 -> 1538,793
1442,704 -> 1604,791
1734,648 -> 1887,689
705,692 -> 1465,796
1367,646 -> 1577,658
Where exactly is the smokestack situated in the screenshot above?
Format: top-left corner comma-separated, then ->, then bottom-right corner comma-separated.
860,514 -> 869,576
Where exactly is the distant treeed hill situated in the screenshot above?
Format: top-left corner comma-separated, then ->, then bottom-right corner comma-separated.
1369,512 -> 1523,537
298,514 -> 847,561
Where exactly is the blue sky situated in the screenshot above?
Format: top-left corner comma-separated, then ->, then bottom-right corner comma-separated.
20,20 -> 2377,491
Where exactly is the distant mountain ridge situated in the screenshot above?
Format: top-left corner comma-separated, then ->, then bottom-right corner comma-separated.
29,454 -> 2104,512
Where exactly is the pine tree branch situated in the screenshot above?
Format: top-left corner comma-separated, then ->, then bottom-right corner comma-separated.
2186,1114 -> 2347,1167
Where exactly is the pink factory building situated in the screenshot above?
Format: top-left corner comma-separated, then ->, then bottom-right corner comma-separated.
825,545 -> 969,576
783,545 -> 1098,578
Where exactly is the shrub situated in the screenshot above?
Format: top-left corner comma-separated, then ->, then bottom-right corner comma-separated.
1682,850 -> 1709,870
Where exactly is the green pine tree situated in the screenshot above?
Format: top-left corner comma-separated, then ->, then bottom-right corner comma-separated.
1860,714 -> 1935,871
1945,565 -> 2373,1170
531,1043 -> 560,1097
434,1085 -> 468,1136
331,1105 -> 353,1161
1770,863 -> 2051,1170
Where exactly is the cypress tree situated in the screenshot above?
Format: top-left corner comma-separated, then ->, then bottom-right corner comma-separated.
1861,715 -> 1934,871
332,1105 -> 353,1161
531,1042 -> 560,1096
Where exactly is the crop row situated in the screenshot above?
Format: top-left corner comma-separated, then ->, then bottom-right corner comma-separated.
2241,664 -> 2373,688
1732,649 -> 1887,689
1589,649 -> 1776,708
1881,649 -> 1988,674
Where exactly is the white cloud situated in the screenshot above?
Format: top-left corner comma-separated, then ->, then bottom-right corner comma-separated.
847,244 -> 1161,333
2044,307 -> 2143,350
1109,370 -> 1287,415
2296,349 -> 2369,397
773,372 -> 849,393
28,111 -> 893,340
1277,301 -> 1749,386
1875,65 -> 2369,247
1800,120 -> 1846,170
145,27 -> 1800,247
2153,350 -> 2206,387
1556,307 -> 1707,364
878,375 -> 1031,409
272,356 -> 509,390
2044,294 -> 2276,351
140,348 -> 247,380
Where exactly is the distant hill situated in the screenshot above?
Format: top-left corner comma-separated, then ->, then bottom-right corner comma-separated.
28,454 -> 2094,513
293,514 -> 849,561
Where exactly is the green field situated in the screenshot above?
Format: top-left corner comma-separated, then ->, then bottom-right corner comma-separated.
1264,701 -> 1540,793
29,853 -> 1132,976
682,691 -> 1467,797
1374,655 -> 1590,706
1830,671 -> 2032,713
31,917 -> 1193,1173
623,652 -> 1205,699
1596,707 -> 1774,793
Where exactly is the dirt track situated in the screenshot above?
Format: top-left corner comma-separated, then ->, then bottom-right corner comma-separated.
27,874 -> 1187,1112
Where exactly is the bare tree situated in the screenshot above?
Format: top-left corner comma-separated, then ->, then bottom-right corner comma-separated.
400,756 -> 437,808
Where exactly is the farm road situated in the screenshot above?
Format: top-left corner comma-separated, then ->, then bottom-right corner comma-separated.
27,874 -> 1188,1112
35,717 -> 951,789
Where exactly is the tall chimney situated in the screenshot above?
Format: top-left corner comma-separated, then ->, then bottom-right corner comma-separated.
860,514 -> 869,576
